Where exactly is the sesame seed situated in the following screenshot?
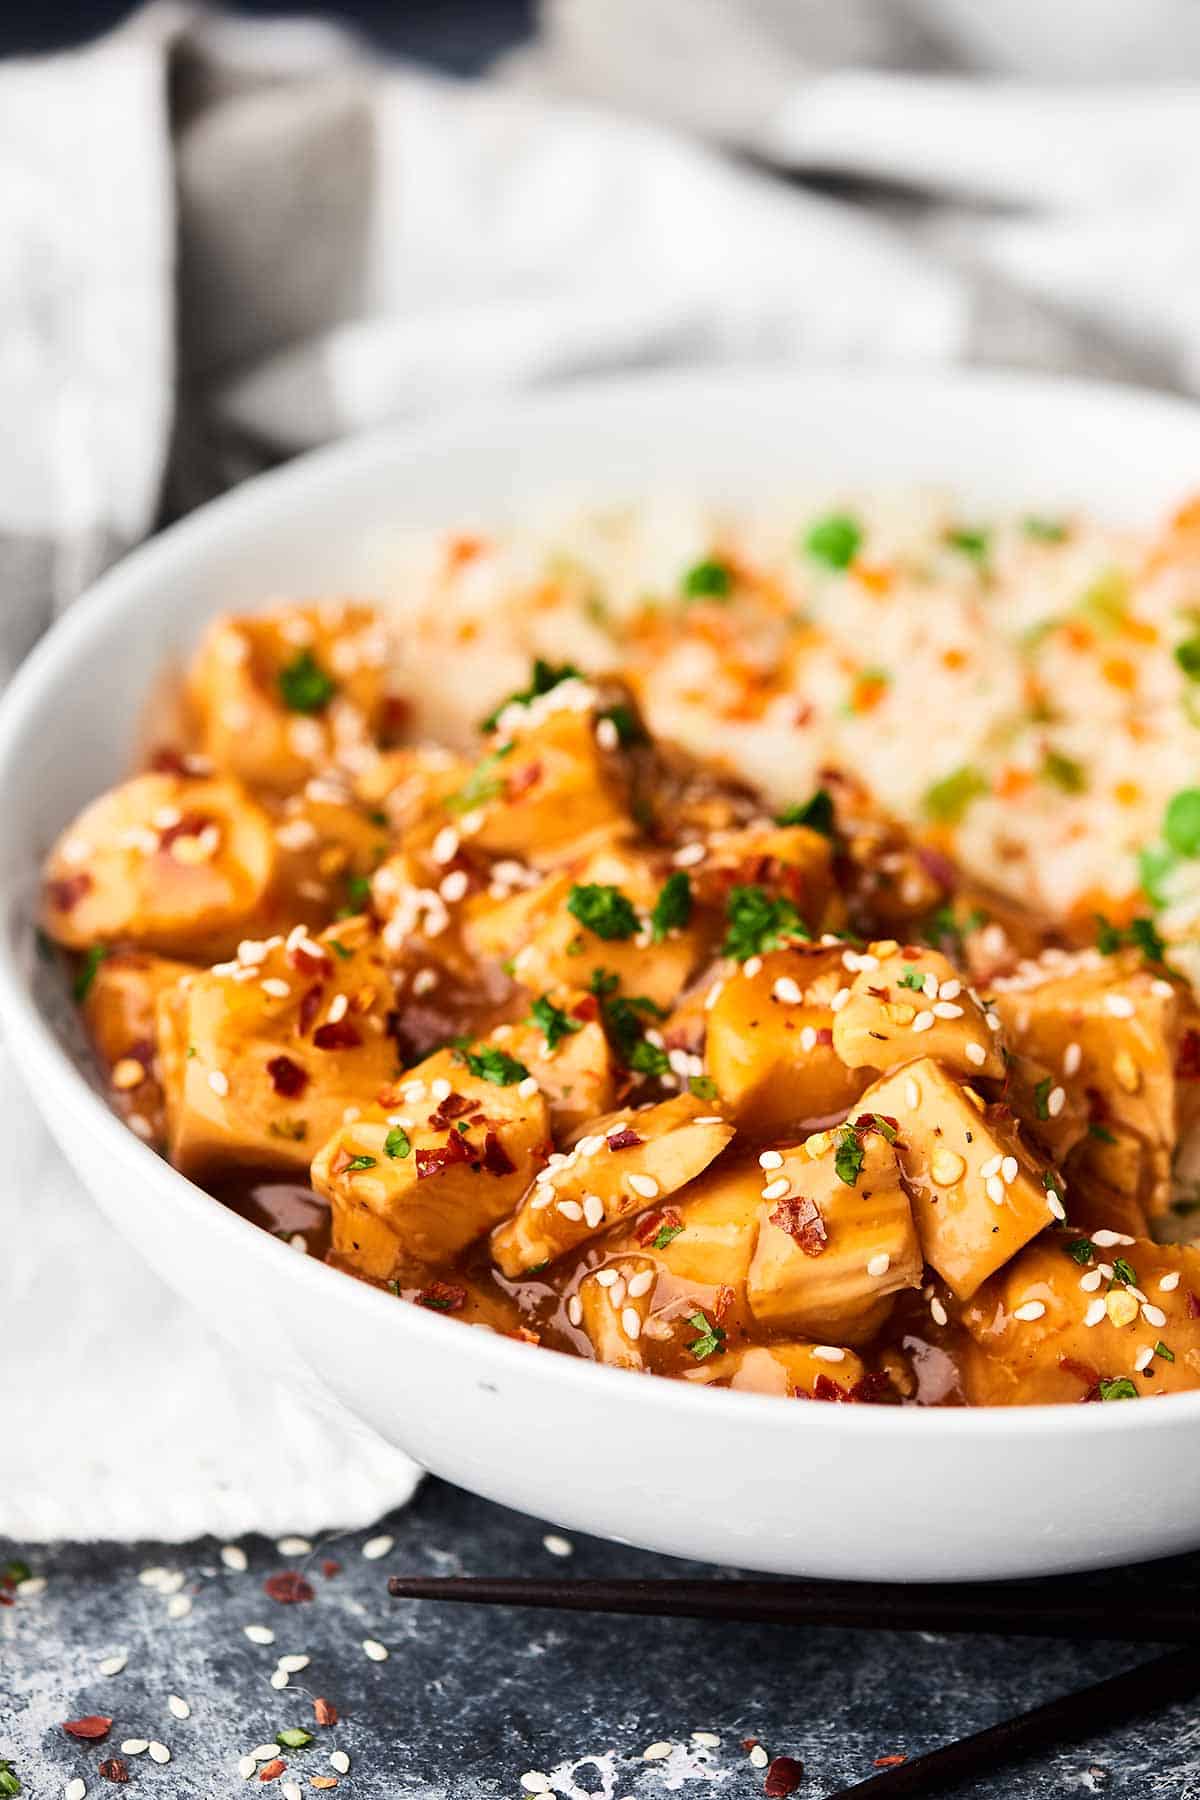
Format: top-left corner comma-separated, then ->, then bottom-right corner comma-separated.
1047,1086 -> 1066,1117
521,1774 -> 552,1793
244,1624 -> 275,1644
1160,1271 -> 1181,1292
1013,1301 -> 1046,1322
270,1669 -> 290,1690
1091,1229 -> 1135,1248
121,1740 -> 149,1755
986,1011 -> 1002,1031
362,1535 -> 394,1561
933,1001 -> 964,1020
261,977 -> 291,999
750,1747 -> 770,1770
758,1150 -> 784,1170
1063,1042 -> 1082,1076
922,971 -> 939,999
799,1025 -> 817,1052
911,1009 -> 935,1033
1046,1190 -> 1066,1221
867,1252 -> 891,1278
905,1077 -> 920,1109
1105,993 -> 1135,1018
965,1042 -> 986,1066
1084,1298 -> 1108,1328
621,1306 -> 643,1340
595,1269 -> 618,1287
207,1069 -> 230,1097
627,1269 -> 655,1297
66,1781 -> 86,1800
643,1743 -> 673,1761
812,1345 -> 846,1363
362,1639 -> 388,1662
607,1278 -> 627,1309
567,1295 -> 583,1326
1134,1346 -> 1155,1373
704,981 -> 725,1011
1142,1303 -> 1167,1328
238,1755 -> 257,1779
773,976 -> 803,1005
278,1653 -> 311,1673
692,1732 -> 721,1748
985,1175 -> 1005,1206
111,1055 -> 146,1091
432,826 -> 459,865
628,1173 -> 659,1199
830,986 -> 851,1012
98,1653 -> 127,1676
166,1594 -> 191,1619
518,1075 -> 540,1099
595,717 -> 620,751
1000,1156 -> 1019,1185
1079,1268 -> 1102,1292
743,957 -> 763,978
251,1745 -> 282,1763
148,1743 -> 171,1765
277,1535 -> 311,1556
330,1749 -> 352,1773
440,868 -> 469,903
430,1077 -> 452,1103
762,1177 -> 791,1202
282,1783 -> 303,1800
583,1194 -> 605,1229
979,1154 -> 1002,1180
674,841 -> 706,867
543,1533 -> 574,1557
167,1695 -> 190,1720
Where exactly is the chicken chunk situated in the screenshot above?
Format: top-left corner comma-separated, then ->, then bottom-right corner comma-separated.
961,1237 -> 1200,1404
695,822 -> 841,939
501,995 -> 616,1136
447,703 -> 632,868
832,943 -> 1003,1082
746,1126 -> 923,1346
703,945 -> 866,1133
313,1047 -> 551,1283
990,950 -> 1200,1212
43,772 -> 277,958
467,846 -> 710,1011
157,915 -> 397,1177
576,1254 -> 658,1370
80,949 -> 192,1144
490,1094 -> 734,1277
858,1058 -> 1058,1300
188,603 -> 393,791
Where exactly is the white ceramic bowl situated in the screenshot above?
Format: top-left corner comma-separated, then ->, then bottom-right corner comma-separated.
4,366 -> 1200,1582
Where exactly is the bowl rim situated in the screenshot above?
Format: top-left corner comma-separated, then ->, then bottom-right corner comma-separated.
5,358 -> 1200,1444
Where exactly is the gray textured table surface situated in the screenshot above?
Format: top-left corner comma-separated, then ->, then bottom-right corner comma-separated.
3,1480 -> 1198,1798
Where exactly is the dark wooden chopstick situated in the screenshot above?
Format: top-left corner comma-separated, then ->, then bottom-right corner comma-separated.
385,1574 -> 1199,1643
824,1646 -> 1200,1797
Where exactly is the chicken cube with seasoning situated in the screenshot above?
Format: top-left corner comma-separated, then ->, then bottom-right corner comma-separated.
831,942 -> 1004,1081
79,948 -> 194,1145
156,915 -> 398,1177
188,603 -> 395,792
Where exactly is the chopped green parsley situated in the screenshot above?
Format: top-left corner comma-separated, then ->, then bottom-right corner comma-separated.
1154,1340 -> 1175,1364
650,871 -> 693,943
278,648 -> 336,714
1041,749 -> 1087,794
944,526 -> 990,562
722,885 -> 809,961
652,1218 -> 684,1250
688,1074 -> 719,1101
1032,1076 -> 1052,1121
923,765 -> 988,825
384,1126 -> 411,1160
344,1154 -> 377,1173
1098,1377 -> 1138,1402
776,788 -> 835,837
686,1309 -> 727,1361
1111,1257 -> 1139,1289
567,882 -> 640,941
530,993 -> 581,1053
1023,516 -> 1068,543
833,1126 -> 865,1187
465,1046 -> 530,1086
481,659 -> 581,732
445,742 -> 514,815
1165,787 -> 1200,858
898,968 -> 926,991
1065,1237 -> 1095,1266
73,943 -> 108,1002
599,702 -> 645,747
1175,636 -> 1200,680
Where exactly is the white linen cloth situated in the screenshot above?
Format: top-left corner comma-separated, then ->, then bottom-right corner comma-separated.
3,0 -> 1198,1540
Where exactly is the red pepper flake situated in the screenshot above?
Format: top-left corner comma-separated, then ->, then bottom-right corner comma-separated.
742,1740 -> 759,1753
866,984 -> 890,1000
1059,1355 -> 1100,1390
266,1054 -> 309,1098
570,994 -> 600,1022
874,1756 -> 907,1769
848,1371 -> 896,1404
99,1758 -> 130,1784
63,1716 -> 113,1740
770,1195 -> 827,1257
1188,1291 -> 1200,1320
606,1127 -> 643,1152
428,1091 -> 473,1128
313,1018 -> 363,1051
263,1570 -> 314,1605
298,984 -> 325,1035
259,1758 -> 287,1781
415,1130 -> 473,1180
635,1206 -> 682,1247
811,1373 -> 851,1403
290,941 -> 333,977
1178,1030 -> 1200,1080
148,745 -> 190,774
764,1756 -> 804,1796
321,1560 -> 341,1579
713,1283 -> 735,1321
814,1027 -> 833,1047
313,1696 -> 339,1727
47,872 -> 93,912
481,1130 -> 516,1176
416,1281 -> 467,1312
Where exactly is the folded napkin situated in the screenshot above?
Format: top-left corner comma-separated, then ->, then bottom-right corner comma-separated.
2,0 -> 1195,1540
